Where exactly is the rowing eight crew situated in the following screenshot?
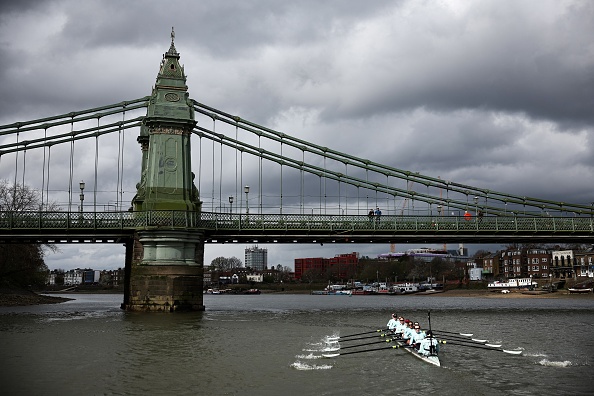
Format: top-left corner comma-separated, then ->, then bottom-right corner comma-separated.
387,313 -> 439,357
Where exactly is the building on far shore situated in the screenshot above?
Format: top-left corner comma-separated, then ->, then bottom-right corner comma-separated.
245,245 -> 267,271
294,252 -> 359,280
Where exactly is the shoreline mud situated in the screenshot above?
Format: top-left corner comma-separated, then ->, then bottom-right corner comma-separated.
2,287 -> 593,307
439,289 -> 594,299
0,288 -> 73,307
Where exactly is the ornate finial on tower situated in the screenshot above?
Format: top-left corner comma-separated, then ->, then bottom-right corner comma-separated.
167,27 -> 179,57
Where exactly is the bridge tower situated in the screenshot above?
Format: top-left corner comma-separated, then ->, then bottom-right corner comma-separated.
123,29 -> 204,311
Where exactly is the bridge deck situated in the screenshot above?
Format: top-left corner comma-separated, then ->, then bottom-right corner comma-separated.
0,210 -> 593,244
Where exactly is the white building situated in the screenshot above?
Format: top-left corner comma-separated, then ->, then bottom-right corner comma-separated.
469,267 -> 483,281
246,274 -> 263,283
245,246 -> 267,271
64,269 -> 84,285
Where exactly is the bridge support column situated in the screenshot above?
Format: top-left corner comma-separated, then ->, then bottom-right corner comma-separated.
123,230 -> 205,312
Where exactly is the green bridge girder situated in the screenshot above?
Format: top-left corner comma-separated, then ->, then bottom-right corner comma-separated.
1,210 -> 593,244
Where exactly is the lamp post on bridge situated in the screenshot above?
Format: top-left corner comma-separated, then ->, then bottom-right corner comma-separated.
79,180 -> 85,213
229,196 -> 233,221
244,185 -> 250,215
473,196 -> 478,216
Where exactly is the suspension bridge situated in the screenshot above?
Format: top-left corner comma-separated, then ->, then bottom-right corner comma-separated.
1,31 -> 593,311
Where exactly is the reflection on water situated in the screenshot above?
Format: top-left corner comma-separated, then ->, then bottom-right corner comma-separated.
1,294 -> 593,396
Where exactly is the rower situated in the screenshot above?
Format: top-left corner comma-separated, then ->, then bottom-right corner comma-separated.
401,320 -> 414,341
394,316 -> 407,336
387,313 -> 399,331
418,330 -> 439,356
408,324 -> 426,349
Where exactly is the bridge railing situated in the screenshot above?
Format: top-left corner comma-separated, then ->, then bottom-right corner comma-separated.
0,210 -> 592,234
0,210 -> 200,230
199,212 -> 594,233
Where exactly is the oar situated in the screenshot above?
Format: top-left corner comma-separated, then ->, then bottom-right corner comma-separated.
434,333 -> 489,343
338,338 -> 395,350
439,340 -> 522,355
432,329 -> 473,337
330,332 -> 391,343
327,328 -> 388,341
438,337 -> 501,348
323,344 -> 406,358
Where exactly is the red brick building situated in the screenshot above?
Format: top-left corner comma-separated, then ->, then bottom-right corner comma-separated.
526,249 -> 551,278
294,252 -> 359,280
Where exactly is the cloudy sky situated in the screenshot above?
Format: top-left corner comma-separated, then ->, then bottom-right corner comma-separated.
1,0 -> 593,271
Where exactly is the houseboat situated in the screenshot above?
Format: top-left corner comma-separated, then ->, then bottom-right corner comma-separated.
488,278 -> 538,290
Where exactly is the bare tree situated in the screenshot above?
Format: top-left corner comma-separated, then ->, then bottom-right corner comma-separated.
210,256 -> 243,271
0,181 -> 58,288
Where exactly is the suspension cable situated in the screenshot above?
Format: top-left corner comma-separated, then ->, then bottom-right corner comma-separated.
280,136 -> 283,215
258,134 -> 262,215
41,127 -> 47,210
46,145 -> 52,209
235,123 -> 238,210
68,117 -> 75,212
116,112 -> 123,210
94,117 -> 100,212
13,129 -> 19,193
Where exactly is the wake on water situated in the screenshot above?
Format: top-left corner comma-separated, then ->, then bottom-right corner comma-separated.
291,335 -> 338,370
523,351 -> 575,367
537,359 -> 573,367
290,361 -> 333,370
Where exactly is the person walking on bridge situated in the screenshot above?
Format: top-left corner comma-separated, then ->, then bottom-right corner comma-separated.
374,207 -> 382,224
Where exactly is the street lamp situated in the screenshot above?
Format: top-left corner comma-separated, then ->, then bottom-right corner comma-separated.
473,196 -> 478,215
229,196 -> 234,219
79,180 -> 85,213
244,185 -> 250,215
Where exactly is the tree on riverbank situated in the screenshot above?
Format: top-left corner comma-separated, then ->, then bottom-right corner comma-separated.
0,181 -> 57,288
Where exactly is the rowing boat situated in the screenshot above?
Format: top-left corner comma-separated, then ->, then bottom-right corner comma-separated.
394,337 -> 440,367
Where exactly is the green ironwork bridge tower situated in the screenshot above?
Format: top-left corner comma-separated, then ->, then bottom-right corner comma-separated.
126,31 -> 204,311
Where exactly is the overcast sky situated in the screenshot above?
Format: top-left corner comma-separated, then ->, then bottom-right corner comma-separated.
1,0 -> 593,272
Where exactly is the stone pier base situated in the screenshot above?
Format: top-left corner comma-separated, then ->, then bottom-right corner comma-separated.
125,264 -> 204,311
122,230 -> 205,312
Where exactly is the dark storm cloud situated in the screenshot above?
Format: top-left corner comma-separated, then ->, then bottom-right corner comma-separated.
0,0 -> 46,14
316,1 -> 594,128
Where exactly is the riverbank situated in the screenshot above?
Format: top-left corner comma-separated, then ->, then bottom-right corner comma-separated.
438,288 -> 594,298
0,288 -> 73,306
2,286 -> 592,307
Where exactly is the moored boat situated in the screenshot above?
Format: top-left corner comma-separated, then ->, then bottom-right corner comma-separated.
568,287 -> 593,294
311,289 -> 352,295
488,278 -> 538,290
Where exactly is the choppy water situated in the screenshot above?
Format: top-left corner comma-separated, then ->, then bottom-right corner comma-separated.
1,293 -> 593,396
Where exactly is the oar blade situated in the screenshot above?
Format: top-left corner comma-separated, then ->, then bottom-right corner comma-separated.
322,353 -> 340,358
485,343 -> 502,348
471,339 -> 487,343
459,333 -> 473,337
502,349 -> 522,355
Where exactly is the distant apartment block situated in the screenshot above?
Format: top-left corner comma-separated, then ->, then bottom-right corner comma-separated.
245,245 -> 268,271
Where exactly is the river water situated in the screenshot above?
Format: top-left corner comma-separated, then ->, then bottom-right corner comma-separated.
1,293 -> 593,396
